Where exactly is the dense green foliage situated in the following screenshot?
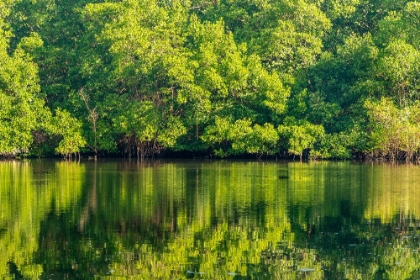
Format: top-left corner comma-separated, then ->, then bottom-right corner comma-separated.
2,0 -> 420,159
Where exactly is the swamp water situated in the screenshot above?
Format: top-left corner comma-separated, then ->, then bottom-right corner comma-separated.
1,159 -> 420,279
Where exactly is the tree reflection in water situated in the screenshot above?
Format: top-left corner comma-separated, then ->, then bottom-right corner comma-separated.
1,160 -> 420,279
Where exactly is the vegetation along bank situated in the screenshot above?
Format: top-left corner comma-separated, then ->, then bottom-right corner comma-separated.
1,0 -> 419,160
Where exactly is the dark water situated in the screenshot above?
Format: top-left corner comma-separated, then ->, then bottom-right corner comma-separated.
1,160 -> 420,279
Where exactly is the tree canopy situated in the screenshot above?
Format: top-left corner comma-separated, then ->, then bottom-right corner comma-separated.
1,0 -> 420,160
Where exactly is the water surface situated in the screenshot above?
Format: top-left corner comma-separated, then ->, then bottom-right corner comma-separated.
1,160 -> 420,279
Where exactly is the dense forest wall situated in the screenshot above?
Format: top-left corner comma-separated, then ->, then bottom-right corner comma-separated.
1,0 -> 420,160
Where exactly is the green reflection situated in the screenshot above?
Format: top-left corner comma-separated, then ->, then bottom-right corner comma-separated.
2,160 -> 420,279
0,160 -> 84,278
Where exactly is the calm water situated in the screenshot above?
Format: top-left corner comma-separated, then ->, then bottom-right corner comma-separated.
1,160 -> 420,279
